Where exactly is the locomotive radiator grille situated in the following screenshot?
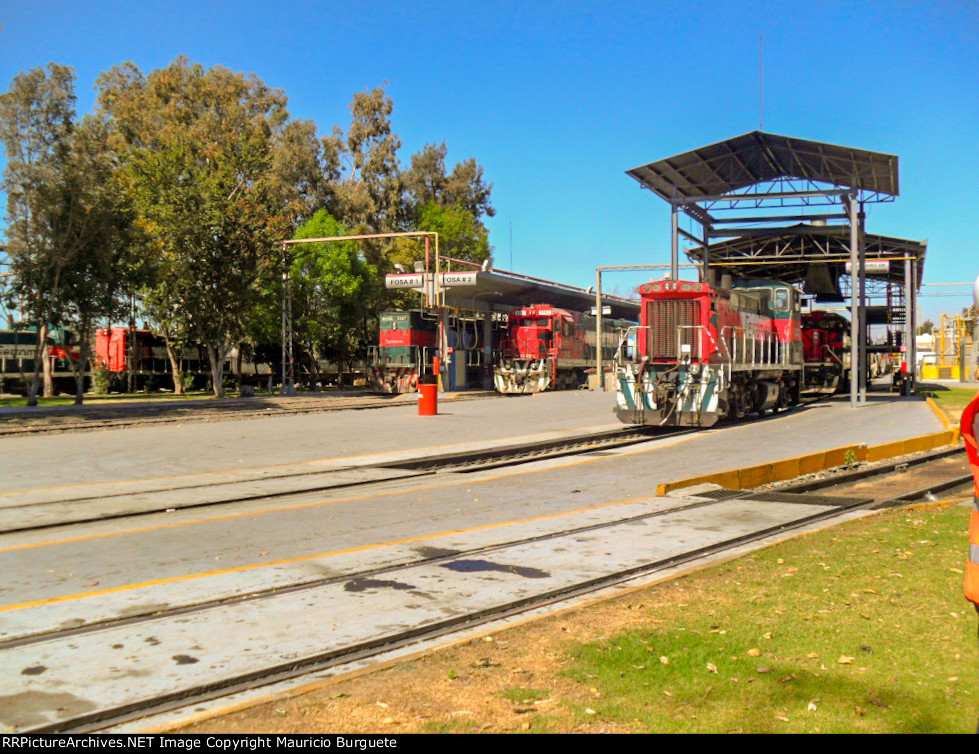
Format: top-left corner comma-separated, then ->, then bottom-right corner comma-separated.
646,300 -> 701,360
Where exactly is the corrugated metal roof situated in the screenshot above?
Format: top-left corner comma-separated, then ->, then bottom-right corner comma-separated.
627,131 -> 899,200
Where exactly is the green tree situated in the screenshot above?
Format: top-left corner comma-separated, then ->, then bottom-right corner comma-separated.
0,63 -> 77,403
54,114 -> 143,403
416,201 -> 491,265
404,142 -> 495,222
399,142 -> 494,280
289,210 -> 378,388
333,86 -> 404,233
97,57 -> 294,397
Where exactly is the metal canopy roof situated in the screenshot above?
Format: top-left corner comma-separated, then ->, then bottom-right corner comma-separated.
626,131 -> 899,202
684,229 -> 926,300
385,269 -> 640,321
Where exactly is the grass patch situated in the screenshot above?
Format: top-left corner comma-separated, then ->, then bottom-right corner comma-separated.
0,391 -> 220,408
562,502 -> 979,733
918,382 -> 979,425
497,687 -> 550,704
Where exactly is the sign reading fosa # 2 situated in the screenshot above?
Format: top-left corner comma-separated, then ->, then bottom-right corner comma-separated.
440,272 -> 478,286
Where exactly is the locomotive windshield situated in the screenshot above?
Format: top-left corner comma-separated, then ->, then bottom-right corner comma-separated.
775,289 -> 789,311
520,318 -> 551,328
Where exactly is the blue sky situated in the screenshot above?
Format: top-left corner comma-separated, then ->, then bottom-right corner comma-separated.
2,0 -> 977,321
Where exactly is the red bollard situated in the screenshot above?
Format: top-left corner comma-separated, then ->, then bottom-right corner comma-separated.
418,375 -> 438,416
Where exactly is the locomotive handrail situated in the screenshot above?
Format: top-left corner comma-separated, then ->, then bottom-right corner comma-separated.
721,326 -> 783,369
678,324 -> 733,385
675,324 -> 704,362
721,326 -> 747,368
369,344 -> 428,369
614,325 -> 649,366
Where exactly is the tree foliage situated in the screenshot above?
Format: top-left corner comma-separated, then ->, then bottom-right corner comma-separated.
54,114 -> 143,403
0,64 -> 141,404
290,210 -> 379,387
96,57 -> 299,397
1,60 -> 495,396
417,201 -> 491,264
0,63 -> 77,402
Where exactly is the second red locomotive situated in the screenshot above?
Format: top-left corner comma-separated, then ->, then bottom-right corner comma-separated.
800,310 -> 849,395
494,304 -> 630,394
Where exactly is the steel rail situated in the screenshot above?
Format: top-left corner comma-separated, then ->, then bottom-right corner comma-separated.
17,445 -> 973,733
0,426 -> 673,537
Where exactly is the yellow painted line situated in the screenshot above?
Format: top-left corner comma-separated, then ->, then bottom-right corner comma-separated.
0,432 -> 701,555
0,495 -> 660,613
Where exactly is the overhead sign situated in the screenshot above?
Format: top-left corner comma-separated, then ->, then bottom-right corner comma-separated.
385,273 -> 425,290
385,271 -> 480,290
844,260 -> 892,274
440,272 -> 478,286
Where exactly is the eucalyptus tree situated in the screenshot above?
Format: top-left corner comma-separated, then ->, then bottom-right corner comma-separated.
1,64 -> 139,405
97,57 -> 312,397
399,143 -> 495,270
404,142 -> 495,224
53,114 -> 144,404
0,63 -> 76,403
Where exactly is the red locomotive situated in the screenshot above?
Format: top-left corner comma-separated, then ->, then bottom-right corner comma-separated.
494,304 -> 630,394
615,278 -> 803,427
800,310 -> 849,395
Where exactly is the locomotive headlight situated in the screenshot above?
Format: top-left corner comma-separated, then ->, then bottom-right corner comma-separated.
689,362 -> 700,375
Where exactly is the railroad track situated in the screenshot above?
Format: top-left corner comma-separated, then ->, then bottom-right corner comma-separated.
0,385 -> 837,437
0,391 -> 501,437
2,439 -> 971,733
2,395 -> 832,536
0,425 -> 669,535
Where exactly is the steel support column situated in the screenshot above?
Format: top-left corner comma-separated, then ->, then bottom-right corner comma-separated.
670,200 -> 679,281
909,257 -> 918,394
847,195 -> 859,408
702,221 -> 711,283
904,257 -> 914,395
483,314 -> 493,390
858,203 -> 867,403
281,248 -> 295,396
439,308 -> 449,392
595,269 -> 604,390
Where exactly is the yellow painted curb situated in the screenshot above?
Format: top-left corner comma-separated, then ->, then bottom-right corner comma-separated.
925,396 -> 961,444
656,430 -> 958,497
